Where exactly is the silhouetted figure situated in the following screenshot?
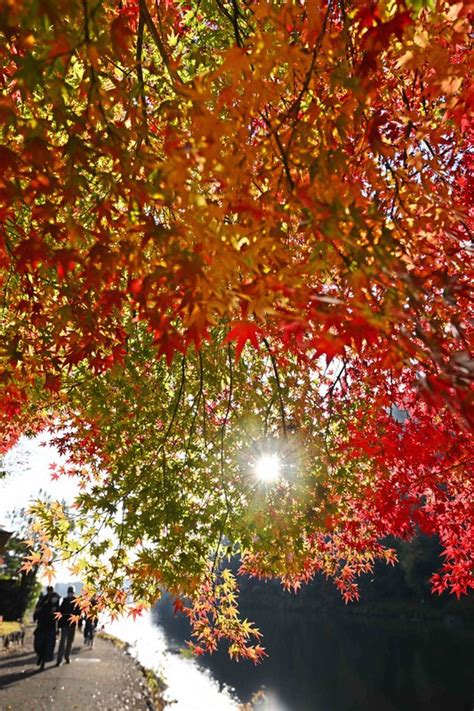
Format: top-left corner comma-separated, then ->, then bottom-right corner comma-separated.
33,587 -> 60,670
56,586 -> 81,666
83,616 -> 98,648
34,584 -> 54,610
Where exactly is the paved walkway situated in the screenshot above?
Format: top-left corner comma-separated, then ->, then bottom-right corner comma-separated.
0,627 -> 155,710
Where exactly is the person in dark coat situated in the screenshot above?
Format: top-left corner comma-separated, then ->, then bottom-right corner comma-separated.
56,586 -> 81,666
33,587 -> 60,670
35,585 -> 54,607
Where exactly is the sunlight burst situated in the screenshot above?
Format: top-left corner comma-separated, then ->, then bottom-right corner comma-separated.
254,453 -> 281,483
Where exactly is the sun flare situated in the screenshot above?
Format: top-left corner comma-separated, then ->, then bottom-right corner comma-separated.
254,453 -> 281,483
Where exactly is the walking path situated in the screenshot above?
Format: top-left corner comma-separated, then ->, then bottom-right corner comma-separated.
0,626 -> 157,710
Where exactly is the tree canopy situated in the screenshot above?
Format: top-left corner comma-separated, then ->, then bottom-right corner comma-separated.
0,0 -> 472,660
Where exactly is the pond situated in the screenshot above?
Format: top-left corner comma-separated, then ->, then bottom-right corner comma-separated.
111,595 -> 474,711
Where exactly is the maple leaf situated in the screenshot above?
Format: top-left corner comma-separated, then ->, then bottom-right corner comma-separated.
155,331 -> 183,366
224,321 -> 262,361
111,16 -> 134,59
128,604 -> 146,620
311,335 -> 346,365
44,374 -> 62,393
173,597 -> 185,616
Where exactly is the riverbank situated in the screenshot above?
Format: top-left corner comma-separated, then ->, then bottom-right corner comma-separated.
108,611 -> 241,710
0,625 -> 167,710
98,631 -> 167,710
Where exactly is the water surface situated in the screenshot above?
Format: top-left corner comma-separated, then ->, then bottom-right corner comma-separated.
153,596 -> 474,711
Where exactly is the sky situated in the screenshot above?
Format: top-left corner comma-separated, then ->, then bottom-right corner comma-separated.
0,434 -> 79,583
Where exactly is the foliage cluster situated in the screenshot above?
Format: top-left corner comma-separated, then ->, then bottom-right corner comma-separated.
0,0 -> 472,659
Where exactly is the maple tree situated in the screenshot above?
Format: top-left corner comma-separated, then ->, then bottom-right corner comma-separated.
0,0 -> 472,660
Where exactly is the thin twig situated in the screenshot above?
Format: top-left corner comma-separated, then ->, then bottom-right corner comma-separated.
262,337 -> 287,438
184,350 -> 205,462
160,353 -> 186,451
136,9 -> 149,141
211,345 -> 233,575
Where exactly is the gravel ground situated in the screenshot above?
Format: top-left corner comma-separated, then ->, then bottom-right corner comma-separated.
0,626 -> 158,710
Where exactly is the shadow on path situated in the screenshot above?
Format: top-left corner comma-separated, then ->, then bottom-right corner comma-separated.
0,664 -> 53,689
0,653 -> 38,670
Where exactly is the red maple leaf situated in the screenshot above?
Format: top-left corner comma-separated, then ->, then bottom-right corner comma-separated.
173,597 -> 185,616
224,321 -> 262,361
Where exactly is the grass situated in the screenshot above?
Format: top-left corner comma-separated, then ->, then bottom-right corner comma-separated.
98,631 -> 128,650
142,667 -> 168,711
0,621 -> 21,636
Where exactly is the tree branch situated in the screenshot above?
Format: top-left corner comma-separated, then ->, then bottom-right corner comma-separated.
138,0 -> 179,84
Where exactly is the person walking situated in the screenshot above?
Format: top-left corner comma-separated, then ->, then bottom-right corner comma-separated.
83,615 -> 98,648
33,587 -> 60,670
35,584 -> 53,607
56,586 -> 81,666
